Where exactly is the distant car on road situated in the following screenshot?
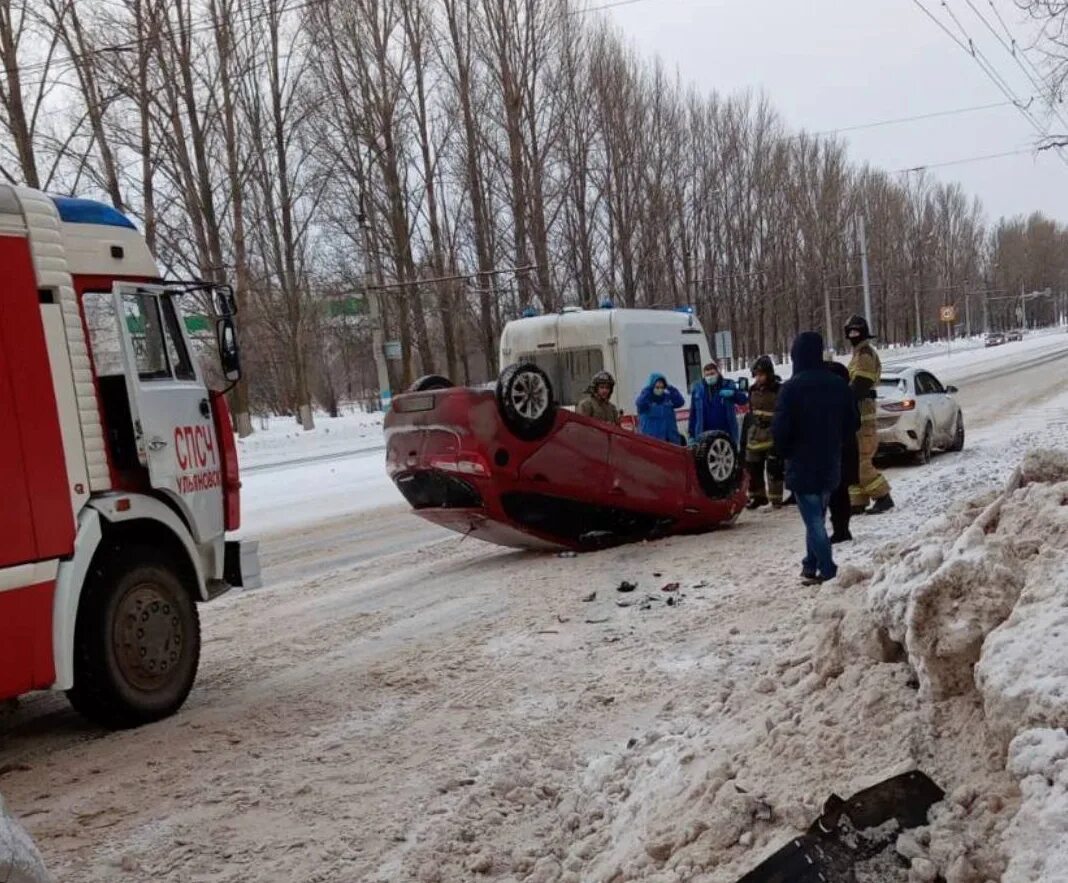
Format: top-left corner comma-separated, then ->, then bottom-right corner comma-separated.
875,367 -> 964,464
384,364 -> 748,551
985,332 -> 1006,347
1006,329 -> 1024,342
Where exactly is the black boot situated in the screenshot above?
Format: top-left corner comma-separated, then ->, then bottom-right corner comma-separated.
830,530 -> 853,544
746,497 -> 766,511
866,495 -> 895,515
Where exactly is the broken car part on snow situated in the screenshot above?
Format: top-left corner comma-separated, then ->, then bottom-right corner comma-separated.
736,771 -> 944,883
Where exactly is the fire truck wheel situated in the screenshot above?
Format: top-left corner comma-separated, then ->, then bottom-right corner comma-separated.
66,547 -> 201,729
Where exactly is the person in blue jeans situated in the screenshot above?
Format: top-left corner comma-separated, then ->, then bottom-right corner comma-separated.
636,373 -> 685,444
688,360 -> 748,445
772,332 -> 859,585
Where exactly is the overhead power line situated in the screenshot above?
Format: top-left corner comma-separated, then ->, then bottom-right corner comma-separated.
569,0 -> 652,13
15,0 -> 329,82
806,97 -> 1020,138
896,145 -> 1036,173
910,0 -> 1068,170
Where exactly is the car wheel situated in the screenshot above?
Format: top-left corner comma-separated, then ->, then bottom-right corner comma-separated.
914,423 -> 933,466
949,413 -> 965,452
409,374 -> 454,392
66,546 -> 200,729
694,430 -> 743,499
496,363 -> 557,440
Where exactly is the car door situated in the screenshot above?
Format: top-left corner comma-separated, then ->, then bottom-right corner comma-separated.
114,283 -> 224,543
916,371 -> 955,443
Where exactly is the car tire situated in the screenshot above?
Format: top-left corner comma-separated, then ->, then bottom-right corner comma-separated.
949,413 -> 965,452
914,423 -> 933,466
496,362 -> 557,440
409,374 -> 454,392
694,430 -> 743,499
66,546 -> 200,729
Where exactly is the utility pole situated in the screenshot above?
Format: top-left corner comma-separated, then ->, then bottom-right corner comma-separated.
823,283 -> 835,357
359,197 -> 392,411
964,292 -> 971,338
857,213 -> 873,327
1020,281 -> 1027,330
684,249 -> 696,305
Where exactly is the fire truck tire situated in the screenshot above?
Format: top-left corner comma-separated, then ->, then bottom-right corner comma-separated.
66,547 -> 201,729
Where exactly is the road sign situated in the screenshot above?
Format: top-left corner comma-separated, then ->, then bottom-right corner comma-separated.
939,305 -> 957,323
384,340 -> 402,360
712,329 -> 734,361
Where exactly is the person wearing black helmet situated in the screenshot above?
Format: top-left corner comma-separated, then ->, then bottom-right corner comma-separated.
745,355 -> 784,509
577,370 -> 621,425
844,314 -> 894,514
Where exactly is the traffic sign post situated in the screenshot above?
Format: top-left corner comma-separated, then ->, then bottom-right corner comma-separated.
940,305 -> 957,355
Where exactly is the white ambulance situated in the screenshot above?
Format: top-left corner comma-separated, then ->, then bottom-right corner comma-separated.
0,185 -> 257,729
498,307 -> 721,436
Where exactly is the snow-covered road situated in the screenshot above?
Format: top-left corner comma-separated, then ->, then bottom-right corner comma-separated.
3,334 -> 1068,882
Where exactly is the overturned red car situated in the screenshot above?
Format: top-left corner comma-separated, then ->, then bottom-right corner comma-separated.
384,364 -> 748,551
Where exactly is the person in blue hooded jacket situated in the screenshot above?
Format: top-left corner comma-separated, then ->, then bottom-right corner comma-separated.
688,360 -> 748,445
636,373 -> 685,443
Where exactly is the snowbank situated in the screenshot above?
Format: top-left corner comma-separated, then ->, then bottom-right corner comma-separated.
236,409 -> 383,469
827,447 -> 1068,880
446,449 -> 1068,882
0,793 -> 50,883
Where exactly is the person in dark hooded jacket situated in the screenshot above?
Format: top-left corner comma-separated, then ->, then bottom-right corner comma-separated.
772,332 -> 859,584
636,373 -> 685,443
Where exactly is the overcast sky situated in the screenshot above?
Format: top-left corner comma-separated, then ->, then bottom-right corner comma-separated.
603,0 -> 1066,223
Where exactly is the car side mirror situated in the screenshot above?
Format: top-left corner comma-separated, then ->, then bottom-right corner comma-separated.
945,385 -> 958,394
736,377 -> 749,392
217,316 -> 241,382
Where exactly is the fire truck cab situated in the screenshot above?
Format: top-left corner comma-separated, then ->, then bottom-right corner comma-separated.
0,185 -> 257,729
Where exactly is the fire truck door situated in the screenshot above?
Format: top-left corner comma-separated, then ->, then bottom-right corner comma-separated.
113,284 -> 224,543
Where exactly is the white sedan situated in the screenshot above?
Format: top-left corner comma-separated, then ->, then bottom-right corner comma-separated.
875,367 -> 964,464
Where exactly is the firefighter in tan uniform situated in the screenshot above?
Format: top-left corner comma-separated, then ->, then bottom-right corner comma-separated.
844,315 -> 894,514
745,356 -> 784,509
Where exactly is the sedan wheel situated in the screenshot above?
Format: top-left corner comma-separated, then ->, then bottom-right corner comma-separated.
915,424 -> 933,466
949,413 -> 965,452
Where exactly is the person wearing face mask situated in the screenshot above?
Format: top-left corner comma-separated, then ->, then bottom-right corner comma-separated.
844,315 -> 894,515
636,372 -> 685,444
577,370 -> 621,425
688,360 -> 748,446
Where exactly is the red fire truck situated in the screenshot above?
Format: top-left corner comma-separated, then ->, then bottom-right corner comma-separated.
0,185 -> 258,729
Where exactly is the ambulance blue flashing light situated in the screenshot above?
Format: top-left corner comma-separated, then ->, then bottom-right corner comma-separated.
51,195 -> 136,230
673,306 -> 694,314
521,306 -> 539,318
599,298 -> 614,309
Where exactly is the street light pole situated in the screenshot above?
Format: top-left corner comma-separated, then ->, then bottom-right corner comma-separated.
359,192 -> 392,411
857,213 -> 873,327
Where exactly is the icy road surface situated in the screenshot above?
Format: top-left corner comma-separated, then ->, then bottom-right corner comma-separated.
1,335 -> 1068,881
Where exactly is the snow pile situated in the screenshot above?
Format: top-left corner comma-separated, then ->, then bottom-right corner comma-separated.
1002,728 -> 1068,883
0,793 -> 50,883
828,447 -> 1068,881
236,408 -> 383,469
